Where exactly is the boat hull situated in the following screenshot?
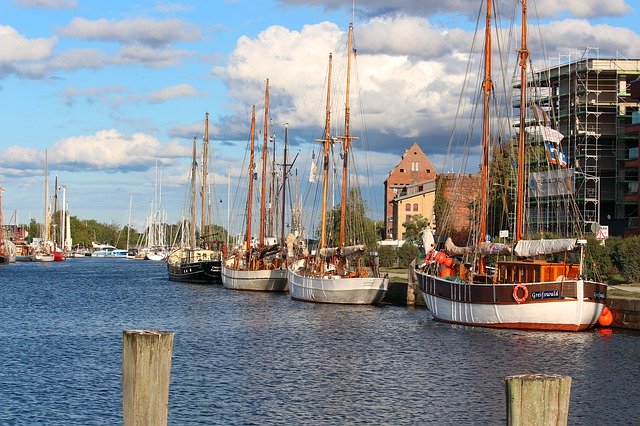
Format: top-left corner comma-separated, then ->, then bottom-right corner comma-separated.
416,270 -> 607,331
167,248 -> 222,284
221,265 -> 288,291
287,260 -> 388,305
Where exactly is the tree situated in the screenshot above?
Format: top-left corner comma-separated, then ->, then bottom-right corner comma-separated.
328,187 -> 378,249
401,214 -> 430,245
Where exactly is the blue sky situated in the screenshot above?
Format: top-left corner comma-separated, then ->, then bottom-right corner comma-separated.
1,0 -> 639,235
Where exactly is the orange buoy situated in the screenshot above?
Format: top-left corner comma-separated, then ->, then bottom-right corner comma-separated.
440,267 -> 453,278
598,306 -> 613,327
435,252 -> 447,264
443,257 -> 454,268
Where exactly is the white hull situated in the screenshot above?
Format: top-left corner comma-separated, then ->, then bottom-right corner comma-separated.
287,259 -> 388,305
416,270 -> 606,331
221,265 -> 288,292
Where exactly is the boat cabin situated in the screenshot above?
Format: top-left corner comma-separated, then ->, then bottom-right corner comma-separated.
496,259 -> 579,284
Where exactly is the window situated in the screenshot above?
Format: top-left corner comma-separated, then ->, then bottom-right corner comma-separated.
418,185 -> 423,191
400,168 -> 405,172
411,161 -> 419,172
413,203 -> 419,211
406,215 -> 411,222
405,204 -> 411,212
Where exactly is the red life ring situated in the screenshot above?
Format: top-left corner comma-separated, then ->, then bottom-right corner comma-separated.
512,284 -> 528,304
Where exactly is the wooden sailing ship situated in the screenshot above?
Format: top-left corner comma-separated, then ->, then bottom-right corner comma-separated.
167,113 -> 222,283
415,0 -> 607,331
221,79 -> 288,291
287,24 -> 388,304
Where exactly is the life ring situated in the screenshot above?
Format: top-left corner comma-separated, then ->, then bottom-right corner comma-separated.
513,284 -> 528,304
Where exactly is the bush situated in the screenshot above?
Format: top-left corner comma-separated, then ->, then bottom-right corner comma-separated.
585,236 -> 618,281
376,245 -> 397,268
619,236 -> 640,283
397,243 -> 419,268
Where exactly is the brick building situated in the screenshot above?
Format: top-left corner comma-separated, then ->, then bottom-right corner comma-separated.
383,143 -> 436,239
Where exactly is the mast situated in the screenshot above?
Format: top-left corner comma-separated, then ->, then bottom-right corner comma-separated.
259,79 -> 270,248
515,0 -> 529,242
190,137 -> 198,249
478,0 -> 492,274
201,112 -> 209,245
43,150 -> 50,241
319,53 -> 333,251
280,123 -> 289,244
338,23 -> 354,250
245,106 -> 257,259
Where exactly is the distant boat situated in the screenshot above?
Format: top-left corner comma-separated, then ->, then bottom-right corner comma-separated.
33,151 -> 59,262
221,81 -> 287,292
91,242 -> 117,257
167,112 -> 222,283
286,26 -> 388,304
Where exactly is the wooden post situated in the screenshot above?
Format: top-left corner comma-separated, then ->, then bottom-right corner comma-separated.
122,330 -> 174,426
505,374 -> 571,426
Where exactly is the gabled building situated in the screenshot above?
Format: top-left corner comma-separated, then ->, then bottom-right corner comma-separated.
383,143 -> 436,239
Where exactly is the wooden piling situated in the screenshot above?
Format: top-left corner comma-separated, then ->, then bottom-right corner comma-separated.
505,374 -> 571,426
122,330 -> 174,426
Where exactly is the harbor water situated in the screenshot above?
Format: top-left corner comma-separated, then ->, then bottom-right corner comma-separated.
1,258 -> 638,424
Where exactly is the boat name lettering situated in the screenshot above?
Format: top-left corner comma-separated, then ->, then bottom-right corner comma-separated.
530,290 -> 560,300
593,291 -> 606,300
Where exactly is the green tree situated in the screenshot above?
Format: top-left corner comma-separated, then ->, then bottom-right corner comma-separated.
397,242 -> 419,268
328,187 -> 378,249
402,214 -> 430,245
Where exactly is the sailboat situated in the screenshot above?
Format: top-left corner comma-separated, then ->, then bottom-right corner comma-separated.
0,186 -> 17,264
221,79 -> 288,291
286,24 -> 389,304
415,0 -> 607,331
32,151 -> 55,262
167,112 -> 222,283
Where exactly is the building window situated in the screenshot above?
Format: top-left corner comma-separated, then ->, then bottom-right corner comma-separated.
400,168 -> 405,172
411,161 -> 418,172
418,185 -> 423,191
405,204 -> 411,212
406,215 -> 411,223
413,203 -> 418,211
427,169 -> 430,173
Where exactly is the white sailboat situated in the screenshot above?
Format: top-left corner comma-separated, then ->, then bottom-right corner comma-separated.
221,79 -> 288,291
287,24 -> 388,304
414,0 -> 607,331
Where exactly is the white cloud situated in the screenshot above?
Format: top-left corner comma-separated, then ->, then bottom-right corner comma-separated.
0,25 -> 56,63
59,17 -> 200,47
14,0 -> 77,8
148,84 -> 199,103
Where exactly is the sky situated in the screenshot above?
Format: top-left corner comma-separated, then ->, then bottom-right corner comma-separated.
1,0 -> 640,235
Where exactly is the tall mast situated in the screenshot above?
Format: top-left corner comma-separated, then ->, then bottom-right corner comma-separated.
478,0 -> 492,274
201,112 -> 209,244
44,150 -> 50,241
259,79 -> 269,248
280,123 -> 289,244
190,137 -> 198,249
319,53 -> 333,251
515,0 -> 529,242
339,24 -> 354,250
245,106 -> 257,256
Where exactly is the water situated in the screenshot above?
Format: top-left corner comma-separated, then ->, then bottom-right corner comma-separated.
1,258 -> 638,425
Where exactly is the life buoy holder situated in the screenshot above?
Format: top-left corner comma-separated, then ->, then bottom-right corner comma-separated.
513,284 -> 528,304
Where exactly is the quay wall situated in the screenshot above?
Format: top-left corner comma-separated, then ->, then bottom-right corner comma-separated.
608,297 -> 640,330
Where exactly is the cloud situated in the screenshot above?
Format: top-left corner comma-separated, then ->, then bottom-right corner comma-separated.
13,0 -> 77,8
0,130 -> 193,174
0,25 -> 56,64
59,17 -> 200,47
278,0 -> 632,19
148,84 -> 199,103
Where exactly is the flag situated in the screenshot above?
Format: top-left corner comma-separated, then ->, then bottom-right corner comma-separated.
545,143 -> 567,167
253,172 -> 258,180
308,159 -> 318,183
525,125 -> 564,144
531,103 -> 549,126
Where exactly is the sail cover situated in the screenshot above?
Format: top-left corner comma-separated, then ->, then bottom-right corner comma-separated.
444,237 -> 511,256
319,245 -> 366,258
514,239 -> 576,257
